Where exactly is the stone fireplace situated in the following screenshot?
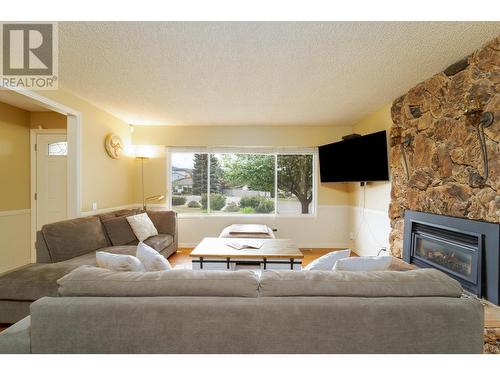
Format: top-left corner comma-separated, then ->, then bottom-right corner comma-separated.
388,36 -> 499,265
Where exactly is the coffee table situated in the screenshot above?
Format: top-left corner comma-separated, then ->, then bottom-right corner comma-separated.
190,237 -> 303,270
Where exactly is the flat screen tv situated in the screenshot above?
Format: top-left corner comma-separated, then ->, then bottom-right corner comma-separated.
318,130 -> 389,183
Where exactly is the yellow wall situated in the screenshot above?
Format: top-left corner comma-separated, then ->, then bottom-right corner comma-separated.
0,101 -> 32,273
30,111 -> 67,129
40,89 -> 136,212
131,125 -> 354,206
349,104 -> 392,212
0,101 -> 31,211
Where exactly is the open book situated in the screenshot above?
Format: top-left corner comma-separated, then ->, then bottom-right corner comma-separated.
226,240 -> 265,250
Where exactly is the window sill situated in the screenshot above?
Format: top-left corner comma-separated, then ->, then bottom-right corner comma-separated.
176,213 -> 318,219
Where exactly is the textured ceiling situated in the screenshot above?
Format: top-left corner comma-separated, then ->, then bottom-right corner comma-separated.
58,22 -> 500,126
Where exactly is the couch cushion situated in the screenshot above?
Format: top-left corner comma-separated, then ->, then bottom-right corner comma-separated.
102,216 -> 137,246
146,210 -> 176,235
333,256 -> 393,271
0,246 -> 136,301
42,216 -> 108,262
0,316 -> 31,354
259,269 -> 463,297
97,208 -> 143,223
144,234 -> 173,253
57,266 -> 259,297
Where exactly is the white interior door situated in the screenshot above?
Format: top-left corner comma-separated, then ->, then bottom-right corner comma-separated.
36,133 -> 68,229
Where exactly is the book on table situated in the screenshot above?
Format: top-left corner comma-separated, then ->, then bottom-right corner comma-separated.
226,240 -> 265,250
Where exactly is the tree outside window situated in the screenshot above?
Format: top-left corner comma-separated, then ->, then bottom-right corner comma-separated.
170,151 -> 314,215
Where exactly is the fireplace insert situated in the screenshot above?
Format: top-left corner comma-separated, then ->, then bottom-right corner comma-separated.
403,210 -> 500,305
411,221 -> 481,295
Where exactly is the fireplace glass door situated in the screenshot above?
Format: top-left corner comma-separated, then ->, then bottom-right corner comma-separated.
413,233 -> 479,285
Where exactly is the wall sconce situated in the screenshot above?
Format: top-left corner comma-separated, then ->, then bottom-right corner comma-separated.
400,135 -> 412,180
464,95 -> 494,186
391,133 -> 413,179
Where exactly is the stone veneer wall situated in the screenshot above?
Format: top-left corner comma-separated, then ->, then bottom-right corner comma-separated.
389,36 -> 500,257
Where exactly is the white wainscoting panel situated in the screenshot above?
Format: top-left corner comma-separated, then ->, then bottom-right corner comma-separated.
176,205 -> 352,249
350,206 -> 390,256
79,203 -> 390,254
80,204 -> 139,217
0,209 -> 31,274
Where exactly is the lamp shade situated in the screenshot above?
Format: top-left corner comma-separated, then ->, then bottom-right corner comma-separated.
134,145 -> 155,159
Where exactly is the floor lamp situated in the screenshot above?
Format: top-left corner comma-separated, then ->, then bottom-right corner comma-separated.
136,154 -> 149,210
135,146 -> 165,210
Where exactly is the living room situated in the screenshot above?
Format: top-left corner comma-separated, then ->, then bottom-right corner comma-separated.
0,0 -> 499,371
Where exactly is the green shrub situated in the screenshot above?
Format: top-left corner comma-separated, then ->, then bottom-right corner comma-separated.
201,193 -> 226,211
239,196 -> 263,209
255,199 -> 275,213
224,202 -> 240,212
171,196 -> 187,206
239,196 -> 275,213
187,200 -> 201,208
241,206 -> 255,214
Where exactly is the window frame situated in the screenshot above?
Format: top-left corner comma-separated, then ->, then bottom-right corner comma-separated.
167,147 -> 318,218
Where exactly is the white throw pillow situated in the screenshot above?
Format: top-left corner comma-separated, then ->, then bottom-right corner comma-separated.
126,213 -> 158,242
333,256 -> 393,271
96,251 -> 145,272
136,242 -> 172,272
303,249 -> 351,271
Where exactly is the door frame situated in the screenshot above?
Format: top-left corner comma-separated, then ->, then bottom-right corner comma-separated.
0,86 -> 83,263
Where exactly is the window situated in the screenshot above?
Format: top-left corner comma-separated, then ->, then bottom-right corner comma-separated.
47,141 -> 68,156
169,148 -> 316,216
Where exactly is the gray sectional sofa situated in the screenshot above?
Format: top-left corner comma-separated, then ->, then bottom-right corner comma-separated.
0,267 -> 485,354
0,209 -> 177,323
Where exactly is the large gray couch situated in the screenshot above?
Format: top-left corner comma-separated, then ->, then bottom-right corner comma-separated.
0,209 -> 177,323
0,267 -> 484,353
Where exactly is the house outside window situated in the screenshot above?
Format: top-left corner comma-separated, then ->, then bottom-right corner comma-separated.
168,148 -> 317,216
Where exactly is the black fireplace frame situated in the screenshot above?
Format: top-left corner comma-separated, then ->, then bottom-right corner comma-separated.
403,210 -> 500,305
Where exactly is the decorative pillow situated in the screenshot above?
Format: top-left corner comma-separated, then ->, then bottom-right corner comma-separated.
333,256 -> 393,271
136,242 -> 172,272
126,213 -> 158,242
303,249 -> 351,271
101,216 -> 138,246
96,251 -> 145,272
